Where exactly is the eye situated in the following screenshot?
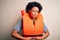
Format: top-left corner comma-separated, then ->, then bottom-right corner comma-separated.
32,11 -> 39,13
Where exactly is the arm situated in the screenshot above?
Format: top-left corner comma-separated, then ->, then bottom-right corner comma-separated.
11,30 -> 26,40
42,24 -> 50,39
11,30 -> 25,39
35,30 -> 49,40
11,19 -> 26,40
11,30 -> 32,40
36,24 -> 50,40
41,29 -> 50,39
11,19 -> 32,40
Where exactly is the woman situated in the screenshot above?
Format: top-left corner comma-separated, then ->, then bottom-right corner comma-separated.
11,2 -> 50,40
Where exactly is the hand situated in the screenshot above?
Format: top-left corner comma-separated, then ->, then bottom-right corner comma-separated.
23,37 -> 32,40
35,37 -> 43,40
26,37 -> 32,40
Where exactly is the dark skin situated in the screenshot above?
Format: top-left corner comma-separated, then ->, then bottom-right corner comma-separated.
11,7 -> 50,40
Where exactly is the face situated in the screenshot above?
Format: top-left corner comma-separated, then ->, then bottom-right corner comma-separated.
29,7 -> 39,19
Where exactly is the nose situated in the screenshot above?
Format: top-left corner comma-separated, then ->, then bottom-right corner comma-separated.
33,12 -> 38,16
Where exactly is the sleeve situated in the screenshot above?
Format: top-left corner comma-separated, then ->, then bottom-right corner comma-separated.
13,19 -> 22,32
44,24 -> 48,32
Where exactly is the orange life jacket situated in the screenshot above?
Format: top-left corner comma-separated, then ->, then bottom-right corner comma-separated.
21,10 -> 44,37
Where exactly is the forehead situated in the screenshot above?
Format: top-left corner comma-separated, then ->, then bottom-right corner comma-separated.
31,6 -> 39,11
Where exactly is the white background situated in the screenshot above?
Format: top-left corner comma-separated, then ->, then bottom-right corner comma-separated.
0,0 -> 60,40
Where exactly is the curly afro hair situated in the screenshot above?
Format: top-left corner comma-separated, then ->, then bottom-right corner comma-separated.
26,2 -> 43,13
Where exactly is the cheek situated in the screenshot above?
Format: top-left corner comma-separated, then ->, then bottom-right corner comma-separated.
30,13 -> 34,17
